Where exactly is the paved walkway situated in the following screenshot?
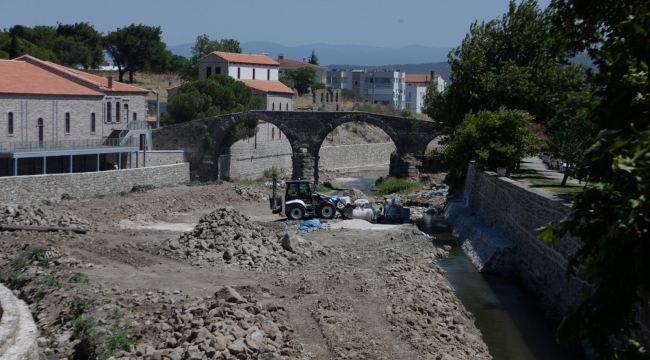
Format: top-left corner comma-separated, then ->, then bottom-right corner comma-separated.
519,157 -> 581,186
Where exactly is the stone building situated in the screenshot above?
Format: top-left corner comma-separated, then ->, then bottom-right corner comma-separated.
273,54 -> 328,84
0,55 -> 150,177
311,89 -> 343,111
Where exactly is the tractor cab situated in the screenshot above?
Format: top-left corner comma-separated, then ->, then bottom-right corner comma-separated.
285,181 -> 313,205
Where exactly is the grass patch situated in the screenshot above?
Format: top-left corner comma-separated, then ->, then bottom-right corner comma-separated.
143,184 -> 155,190
35,276 -> 64,300
70,298 -> 91,317
313,182 -> 334,193
263,166 -> 283,179
69,272 -> 89,284
513,165 -> 585,199
61,193 -> 74,200
14,249 -> 51,269
73,311 -> 140,360
374,177 -> 422,196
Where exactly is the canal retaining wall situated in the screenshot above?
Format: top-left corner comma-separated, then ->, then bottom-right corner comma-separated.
446,164 -> 590,323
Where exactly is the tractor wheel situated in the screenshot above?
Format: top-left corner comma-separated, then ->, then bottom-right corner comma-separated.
317,202 -> 336,219
335,200 -> 346,211
287,204 -> 306,221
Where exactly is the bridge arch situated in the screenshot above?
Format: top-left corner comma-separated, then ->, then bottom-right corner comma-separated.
310,113 -> 405,158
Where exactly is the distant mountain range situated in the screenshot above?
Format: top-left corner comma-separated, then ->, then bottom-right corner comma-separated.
167,41 -> 453,67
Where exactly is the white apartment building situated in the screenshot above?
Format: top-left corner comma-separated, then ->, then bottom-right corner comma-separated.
405,72 -> 447,114
327,68 -> 406,109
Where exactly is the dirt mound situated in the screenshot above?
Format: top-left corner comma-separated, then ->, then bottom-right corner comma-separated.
162,207 -> 335,269
342,188 -> 368,202
1,204 -> 95,231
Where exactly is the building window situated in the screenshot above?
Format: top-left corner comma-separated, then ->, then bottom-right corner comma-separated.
133,113 -> 137,121
7,112 -> 13,135
237,68 -> 241,79
253,69 -> 256,80
215,67 -> 221,74
206,66 -> 212,77
116,102 -> 121,122
267,69 -> 270,80
65,113 -> 71,133
321,93 -> 324,102
106,102 -> 112,122
272,103 -> 275,111
286,103 -> 288,111
91,113 -> 96,133
272,127 -> 275,140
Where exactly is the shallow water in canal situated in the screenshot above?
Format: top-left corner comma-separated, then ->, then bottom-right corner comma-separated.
338,168 -> 579,360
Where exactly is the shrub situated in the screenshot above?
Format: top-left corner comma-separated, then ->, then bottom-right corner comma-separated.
61,193 -> 74,200
374,178 -> 422,196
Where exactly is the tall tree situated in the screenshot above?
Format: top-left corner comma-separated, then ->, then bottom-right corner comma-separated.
103,24 -> 169,83
54,22 -> 103,68
179,34 -> 241,81
308,50 -> 319,65
280,67 -> 316,95
538,0 -> 650,357
423,0 -> 586,131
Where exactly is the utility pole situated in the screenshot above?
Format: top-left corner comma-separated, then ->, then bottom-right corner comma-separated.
372,69 -> 376,104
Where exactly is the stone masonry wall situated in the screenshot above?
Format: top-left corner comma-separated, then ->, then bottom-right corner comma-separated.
460,164 -> 589,322
0,283 -> 39,359
318,142 -> 396,170
0,163 -> 189,203
134,150 -> 186,168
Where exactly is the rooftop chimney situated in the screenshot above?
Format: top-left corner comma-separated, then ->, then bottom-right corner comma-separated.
278,54 -> 284,64
430,71 -> 436,80
303,57 -> 307,62
107,76 -> 113,89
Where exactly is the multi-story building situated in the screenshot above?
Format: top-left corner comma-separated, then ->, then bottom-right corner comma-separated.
197,51 -> 294,111
405,72 -> 447,114
274,54 -> 328,84
0,55 -> 151,177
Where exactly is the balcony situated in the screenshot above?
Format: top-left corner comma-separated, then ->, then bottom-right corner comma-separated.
0,137 -> 140,158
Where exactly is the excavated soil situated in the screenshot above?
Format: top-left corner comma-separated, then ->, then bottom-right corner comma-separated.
0,180 -> 491,360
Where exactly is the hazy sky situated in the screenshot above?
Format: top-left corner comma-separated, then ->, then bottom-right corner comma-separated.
0,0 -> 552,48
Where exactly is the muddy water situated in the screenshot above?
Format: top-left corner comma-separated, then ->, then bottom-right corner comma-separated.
336,168 -> 577,360
417,214 -> 577,360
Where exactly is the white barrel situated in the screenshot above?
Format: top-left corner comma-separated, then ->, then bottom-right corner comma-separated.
354,199 -> 371,208
351,208 -> 374,222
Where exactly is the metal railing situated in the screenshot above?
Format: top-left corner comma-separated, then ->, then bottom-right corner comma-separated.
119,120 -> 150,138
0,137 -> 139,153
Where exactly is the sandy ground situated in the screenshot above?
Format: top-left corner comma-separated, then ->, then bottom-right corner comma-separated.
0,178 -> 489,360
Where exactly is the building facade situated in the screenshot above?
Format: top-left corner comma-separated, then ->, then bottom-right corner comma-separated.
404,72 -> 447,114
197,52 -> 293,111
0,56 -> 150,177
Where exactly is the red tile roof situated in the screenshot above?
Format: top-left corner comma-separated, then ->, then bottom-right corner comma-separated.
202,51 -> 279,66
272,57 -> 327,70
15,55 -> 149,94
0,60 -> 103,97
240,80 -> 294,94
405,74 -> 440,83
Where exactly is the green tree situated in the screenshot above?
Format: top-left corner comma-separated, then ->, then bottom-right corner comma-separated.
281,67 -> 317,95
168,53 -> 189,73
444,108 -> 538,175
537,0 -> 650,357
308,49 -> 319,65
341,88 -> 363,102
103,24 -> 169,83
179,34 -> 241,81
54,22 -> 103,68
546,91 -> 600,185
424,0 -> 586,131
166,74 -> 261,124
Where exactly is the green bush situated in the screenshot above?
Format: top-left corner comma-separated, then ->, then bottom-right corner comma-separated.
70,298 -> 91,317
69,272 -> 89,284
374,178 -> 422,196
61,193 -> 74,200
263,166 -> 282,179
313,182 -> 334,193
14,249 -> 50,269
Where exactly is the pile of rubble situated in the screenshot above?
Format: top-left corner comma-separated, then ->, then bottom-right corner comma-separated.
1,204 -> 95,230
233,186 -> 268,203
111,286 -> 299,360
163,207 -> 334,269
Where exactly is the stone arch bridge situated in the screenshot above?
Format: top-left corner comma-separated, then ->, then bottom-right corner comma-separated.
153,111 -> 448,182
